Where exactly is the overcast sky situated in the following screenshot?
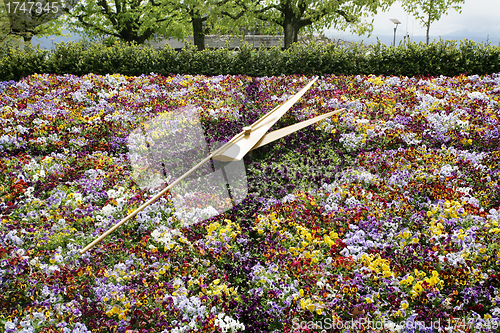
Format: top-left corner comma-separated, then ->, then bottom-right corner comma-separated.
325,0 -> 500,44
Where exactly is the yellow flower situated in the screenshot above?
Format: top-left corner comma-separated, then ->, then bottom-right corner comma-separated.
412,282 -> 423,295
300,298 -> 316,312
111,305 -> 122,315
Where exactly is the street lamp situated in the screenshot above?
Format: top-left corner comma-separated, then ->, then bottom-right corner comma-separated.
50,37 -> 55,50
390,19 -> 401,47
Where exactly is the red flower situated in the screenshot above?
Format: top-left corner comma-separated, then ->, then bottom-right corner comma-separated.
0,246 -> 7,258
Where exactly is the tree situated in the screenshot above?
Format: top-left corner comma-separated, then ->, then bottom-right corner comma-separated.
187,6 -> 206,51
173,0 -> 251,51
0,1 -> 11,44
64,0 -> 186,44
401,0 -> 465,45
171,0 -> 212,51
234,0 -> 395,49
64,0 -> 254,51
1,0 -> 69,46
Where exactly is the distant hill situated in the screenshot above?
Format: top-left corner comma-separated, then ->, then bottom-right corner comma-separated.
325,33 -> 500,47
443,29 -> 500,45
29,29 -> 500,50
31,30 -> 85,49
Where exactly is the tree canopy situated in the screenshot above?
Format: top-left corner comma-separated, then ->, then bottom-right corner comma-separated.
62,0 -> 258,49
235,0 -> 395,49
64,0 -> 187,44
29,0 -> 398,50
401,0 -> 465,45
172,0 -> 251,51
1,0 -> 69,45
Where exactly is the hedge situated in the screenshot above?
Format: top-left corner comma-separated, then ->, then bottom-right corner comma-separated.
1,39 -> 500,80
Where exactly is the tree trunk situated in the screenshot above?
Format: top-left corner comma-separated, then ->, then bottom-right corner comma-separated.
426,25 -> 430,45
283,22 -> 293,49
21,31 -> 33,47
118,24 -> 152,44
192,16 -> 205,51
282,7 -> 300,49
425,7 -> 432,45
134,33 -> 152,44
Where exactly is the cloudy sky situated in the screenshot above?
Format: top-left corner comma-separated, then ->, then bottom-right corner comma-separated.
325,0 -> 500,44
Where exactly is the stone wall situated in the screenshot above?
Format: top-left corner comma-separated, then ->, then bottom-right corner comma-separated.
146,35 -> 284,50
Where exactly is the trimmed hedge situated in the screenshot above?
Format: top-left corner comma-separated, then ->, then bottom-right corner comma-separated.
1,39 -> 500,80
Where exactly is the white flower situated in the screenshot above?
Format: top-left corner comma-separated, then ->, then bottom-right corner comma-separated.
339,132 -> 365,152
6,230 -> 23,245
32,312 -> 45,322
401,132 -> 422,145
488,209 -> 500,222
437,164 -> 458,177
54,254 -> 64,263
106,189 -> 117,198
215,313 -> 245,333
468,91 -> 489,100
48,265 -> 60,275
281,194 -> 296,203
101,204 -> 116,216
29,257 -> 40,267
5,321 -> 16,331
25,186 -> 34,197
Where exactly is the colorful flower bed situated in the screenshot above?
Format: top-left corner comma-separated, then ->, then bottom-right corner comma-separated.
1,72 -> 500,333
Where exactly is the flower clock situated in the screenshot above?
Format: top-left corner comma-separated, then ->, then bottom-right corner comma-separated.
1,72 -> 500,332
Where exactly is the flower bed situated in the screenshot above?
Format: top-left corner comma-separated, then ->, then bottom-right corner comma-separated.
1,73 -> 500,333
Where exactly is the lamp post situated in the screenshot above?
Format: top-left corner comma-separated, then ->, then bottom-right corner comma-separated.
390,19 -> 401,47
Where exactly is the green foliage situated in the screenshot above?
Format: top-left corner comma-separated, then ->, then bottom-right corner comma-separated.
65,0 -> 185,44
196,47 -> 234,75
247,127 -> 343,199
0,44 -> 49,80
45,41 -> 87,75
156,44 -> 183,75
235,0 -> 395,49
231,42 -> 257,75
0,0 -> 11,44
173,0 -> 258,50
0,0 -> 67,46
401,0 -> 465,45
283,42 -> 324,75
2,39 -> 500,81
